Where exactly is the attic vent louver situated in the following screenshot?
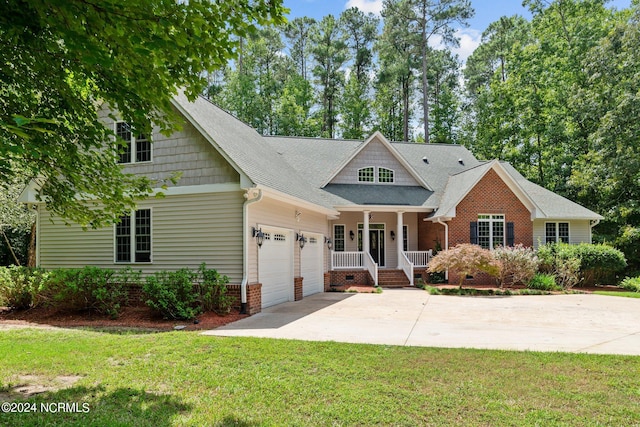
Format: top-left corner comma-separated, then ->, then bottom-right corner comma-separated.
422,156 -> 429,164
458,159 -> 464,165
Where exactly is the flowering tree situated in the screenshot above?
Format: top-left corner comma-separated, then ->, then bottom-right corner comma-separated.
427,244 -> 499,289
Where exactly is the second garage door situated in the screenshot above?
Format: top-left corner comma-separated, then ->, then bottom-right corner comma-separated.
258,227 -> 293,308
301,233 -> 324,297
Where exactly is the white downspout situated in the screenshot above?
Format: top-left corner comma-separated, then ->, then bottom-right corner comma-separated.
241,188 -> 263,314
436,218 -> 449,281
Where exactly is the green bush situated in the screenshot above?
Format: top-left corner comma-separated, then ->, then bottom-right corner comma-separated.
198,263 -> 234,315
536,243 -> 626,286
144,268 -> 200,320
619,277 -> 640,292
493,245 -> 539,287
528,273 -> 560,291
40,267 -> 134,318
0,266 -> 49,309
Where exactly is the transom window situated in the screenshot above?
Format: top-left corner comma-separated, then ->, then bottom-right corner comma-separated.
358,167 -> 375,182
478,214 -> 505,249
115,209 -> 151,263
333,225 -> 345,252
546,222 -> 569,244
378,167 -> 395,183
115,121 -> 152,164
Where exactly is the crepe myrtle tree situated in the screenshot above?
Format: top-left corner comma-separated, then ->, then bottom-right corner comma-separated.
427,243 -> 499,289
0,0 -> 285,228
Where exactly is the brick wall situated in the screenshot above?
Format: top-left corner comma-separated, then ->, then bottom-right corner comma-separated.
324,272 -> 331,292
294,277 -> 303,301
447,168 -> 533,285
329,270 -> 373,287
226,283 -> 262,315
418,214 -> 446,252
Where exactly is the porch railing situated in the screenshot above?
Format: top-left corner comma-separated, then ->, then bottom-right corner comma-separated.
331,251 -> 364,269
399,252 -> 414,286
405,250 -> 433,267
364,252 -> 378,287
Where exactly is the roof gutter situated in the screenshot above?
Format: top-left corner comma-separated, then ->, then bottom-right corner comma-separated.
241,188 -> 262,314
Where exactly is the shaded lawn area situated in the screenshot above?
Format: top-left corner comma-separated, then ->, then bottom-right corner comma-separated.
594,291 -> 640,299
1,329 -> 639,426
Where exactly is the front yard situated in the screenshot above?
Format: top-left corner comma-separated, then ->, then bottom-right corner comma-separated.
1,328 -> 639,426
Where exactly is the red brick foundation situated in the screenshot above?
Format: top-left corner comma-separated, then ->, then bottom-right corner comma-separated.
324,273 -> 331,292
294,277 -> 303,301
225,283 -> 262,315
329,270 -> 373,287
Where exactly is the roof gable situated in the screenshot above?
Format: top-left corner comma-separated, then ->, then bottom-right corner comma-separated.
322,132 -> 432,190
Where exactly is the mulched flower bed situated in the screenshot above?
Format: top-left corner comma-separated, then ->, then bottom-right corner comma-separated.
0,305 -> 247,332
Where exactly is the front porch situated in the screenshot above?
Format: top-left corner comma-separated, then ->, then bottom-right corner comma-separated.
328,209 -> 444,287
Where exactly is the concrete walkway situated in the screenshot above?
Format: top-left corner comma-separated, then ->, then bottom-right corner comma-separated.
203,289 -> 640,355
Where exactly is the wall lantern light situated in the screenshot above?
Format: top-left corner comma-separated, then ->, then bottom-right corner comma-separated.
325,237 -> 333,250
296,232 -> 306,249
252,227 -> 264,248
349,230 -> 355,240
390,230 -> 396,241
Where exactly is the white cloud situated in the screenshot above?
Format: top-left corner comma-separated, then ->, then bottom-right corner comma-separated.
345,0 -> 384,16
428,28 -> 482,64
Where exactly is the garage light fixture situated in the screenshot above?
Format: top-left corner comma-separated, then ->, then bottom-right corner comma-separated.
252,227 -> 264,248
325,237 -> 333,250
390,230 -> 395,241
296,233 -> 306,249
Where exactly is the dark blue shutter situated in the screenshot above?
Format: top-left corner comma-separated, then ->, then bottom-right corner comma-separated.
507,222 -> 515,247
470,222 -> 478,245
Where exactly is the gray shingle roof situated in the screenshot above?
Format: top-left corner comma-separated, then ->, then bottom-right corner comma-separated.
173,95 -> 601,220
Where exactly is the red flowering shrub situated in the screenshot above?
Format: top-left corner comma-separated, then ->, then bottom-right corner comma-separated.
427,244 -> 499,289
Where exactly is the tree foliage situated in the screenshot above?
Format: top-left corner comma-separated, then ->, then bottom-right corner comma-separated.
0,0 -> 285,227
427,244 -> 500,289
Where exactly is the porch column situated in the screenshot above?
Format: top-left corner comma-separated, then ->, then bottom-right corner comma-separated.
363,210 -> 370,256
397,211 -> 404,268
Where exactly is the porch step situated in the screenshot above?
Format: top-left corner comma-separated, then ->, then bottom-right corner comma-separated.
378,269 -> 411,288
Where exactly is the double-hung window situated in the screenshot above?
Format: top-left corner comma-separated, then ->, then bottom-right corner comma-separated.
476,214 -> 505,249
115,121 -> 152,164
545,222 -> 569,244
115,209 -> 152,263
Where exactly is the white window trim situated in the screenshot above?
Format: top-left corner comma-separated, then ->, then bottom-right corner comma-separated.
357,166 -> 375,183
333,224 -> 346,252
478,214 -> 505,250
545,221 -> 570,244
114,121 -> 153,164
378,167 -> 395,184
113,208 -> 153,264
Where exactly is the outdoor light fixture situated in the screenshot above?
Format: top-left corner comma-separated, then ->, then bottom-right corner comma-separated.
390,230 -> 395,241
349,230 -> 355,240
296,233 -> 306,249
325,237 -> 333,250
252,227 -> 264,248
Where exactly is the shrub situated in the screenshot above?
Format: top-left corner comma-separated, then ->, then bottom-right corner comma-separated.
144,268 -> 200,320
198,263 -> 234,315
536,243 -> 627,286
493,245 -> 539,288
619,277 -> 640,292
427,244 -> 499,289
0,266 -> 49,309
40,267 -> 134,318
528,273 -> 560,291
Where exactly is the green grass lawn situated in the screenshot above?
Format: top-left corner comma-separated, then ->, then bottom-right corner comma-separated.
594,291 -> 640,299
1,328 -> 639,426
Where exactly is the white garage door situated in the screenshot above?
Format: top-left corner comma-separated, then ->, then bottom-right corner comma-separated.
301,233 -> 324,297
259,227 -> 293,308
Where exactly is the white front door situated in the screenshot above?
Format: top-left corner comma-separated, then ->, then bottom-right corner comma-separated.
258,227 -> 293,308
300,233 -> 324,297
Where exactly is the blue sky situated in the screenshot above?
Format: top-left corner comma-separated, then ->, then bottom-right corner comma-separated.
283,0 -> 632,61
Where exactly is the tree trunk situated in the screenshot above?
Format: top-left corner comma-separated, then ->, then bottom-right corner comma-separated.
28,222 -> 36,267
421,6 -> 430,144
402,77 -> 410,142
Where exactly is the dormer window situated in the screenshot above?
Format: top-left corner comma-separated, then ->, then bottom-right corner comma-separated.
358,167 -> 375,182
379,167 -> 394,183
115,121 -> 152,164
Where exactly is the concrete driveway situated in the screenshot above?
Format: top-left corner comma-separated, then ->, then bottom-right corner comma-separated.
203,288 -> 640,355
